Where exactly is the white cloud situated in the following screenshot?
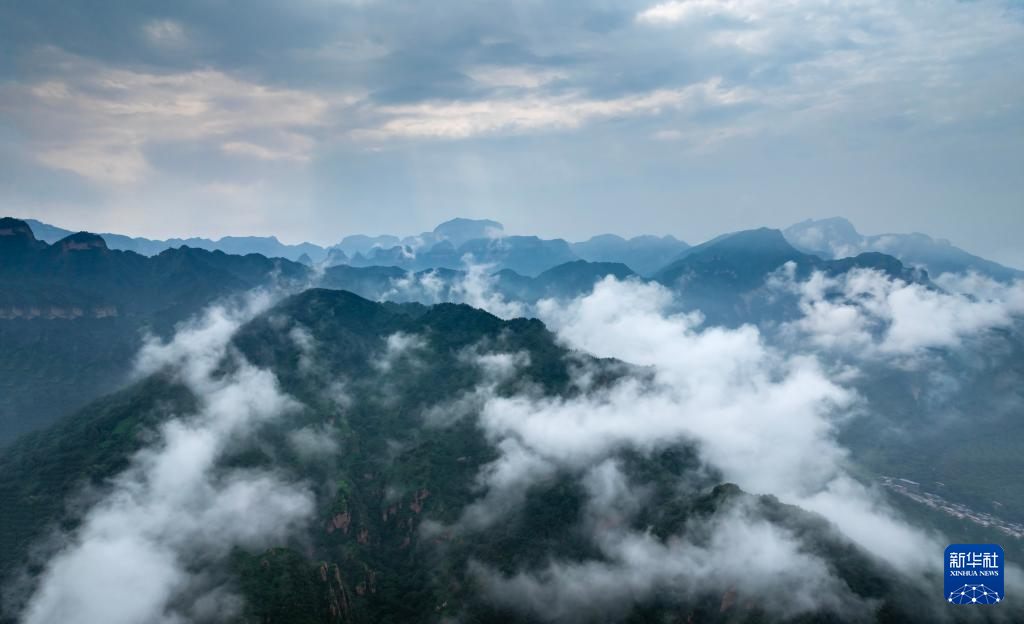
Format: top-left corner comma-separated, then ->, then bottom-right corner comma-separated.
352,78 -> 749,140
20,296 -> 316,624
477,480 -> 872,621
451,258 -> 527,319
289,324 -> 317,371
458,438 -> 557,532
775,264 -> 1024,356
651,129 -> 684,141
421,274 -> 945,606
1,49 -> 341,185
221,133 -> 317,162
288,425 -> 340,459
374,331 -> 428,373
637,0 -> 760,26
491,278 -> 853,496
143,20 -> 188,47
466,66 -> 569,89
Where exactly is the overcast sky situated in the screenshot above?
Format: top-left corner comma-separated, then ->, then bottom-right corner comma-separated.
1,1 -> 1022,266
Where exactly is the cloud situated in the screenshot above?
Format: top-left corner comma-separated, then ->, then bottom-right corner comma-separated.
487,278 -> 855,498
0,49 -> 341,185
288,425 -> 341,459
351,78 -> 749,140
457,438 -> 557,532
465,66 -> 569,89
414,268 -> 1023,589
221,134 -> 317,163
450,258 -> 527,319
18,295 -> 316,624
773,264 -> 1024,357
637,0 -> 759,26
477,499 -> 871,622
143,19 -> 188,47
2,0 -> 1022,256
374,331 -> 428,373
409,274 -> 953,620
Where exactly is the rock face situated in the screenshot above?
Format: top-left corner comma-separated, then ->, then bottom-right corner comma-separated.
0,216 -> 313,444
319,561 -> 352,622
409,489 -> 429,514
0,305 -> 118,320
0,217 -> 47,259
0,217 -> 40,242
326,511 -> 352,534
58,232 -> 108,253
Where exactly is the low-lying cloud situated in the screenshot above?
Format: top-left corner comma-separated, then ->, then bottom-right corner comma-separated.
424,274 -> 995,617
18,294 -> 316,624
478,468 -> 871,621
771,264 -> 1024,357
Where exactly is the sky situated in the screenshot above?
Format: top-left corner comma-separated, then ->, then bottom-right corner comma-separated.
0,0 -> 1022,266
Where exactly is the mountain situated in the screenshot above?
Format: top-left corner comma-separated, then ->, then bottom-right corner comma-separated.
320,260 -> 635,304
23,215 -> 1020,283
342,235 -> 579,277
784,217 -> 1023,281
0,215 -> 632,443
655,227 -> 927,325
330,234 -> 402,258
0,218 -> 312,443
528,260 -> 635,298
657,228 -> 813,291
23,218 -> 328,263
455,235 -> 577,276
3,216 -> 1021,622
571,234 -> 690,276
329,218 -> 503,260
429,217 -> 504,248
0,288 -> 955,624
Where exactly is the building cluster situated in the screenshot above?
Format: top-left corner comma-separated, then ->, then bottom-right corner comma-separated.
879,476 -> 1024,540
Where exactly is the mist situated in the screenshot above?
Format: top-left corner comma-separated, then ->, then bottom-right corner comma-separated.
16,294 -> 317,624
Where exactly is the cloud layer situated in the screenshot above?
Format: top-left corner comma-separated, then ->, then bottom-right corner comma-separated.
772,264 -> 1024,356
396,263 -> 1023,619
18,295 -> 316,624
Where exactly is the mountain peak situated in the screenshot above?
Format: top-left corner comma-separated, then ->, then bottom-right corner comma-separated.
783,217 -> 862,257
432,218 -> 504,247
654,227 -> 809,291
797,216 -> 859,234
433,217 -> 503,233
704,227 -> 797,255
0,217 -> 47,257
56,231 -> 109,252
0,217 -> 39,242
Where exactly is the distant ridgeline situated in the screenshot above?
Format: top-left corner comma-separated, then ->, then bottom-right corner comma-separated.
2,213 -> 1007,444
25,215 -> 1023,281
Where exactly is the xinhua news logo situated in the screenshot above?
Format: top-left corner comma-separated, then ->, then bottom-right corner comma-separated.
945,544 -> 1004,605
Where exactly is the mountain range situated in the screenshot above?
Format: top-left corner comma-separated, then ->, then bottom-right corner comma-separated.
0,214 -> 1000,443
24,215 -> 1020,280
0,217 -> 309,442
2,214 -> 1022,623
784,217 -> 1023,282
